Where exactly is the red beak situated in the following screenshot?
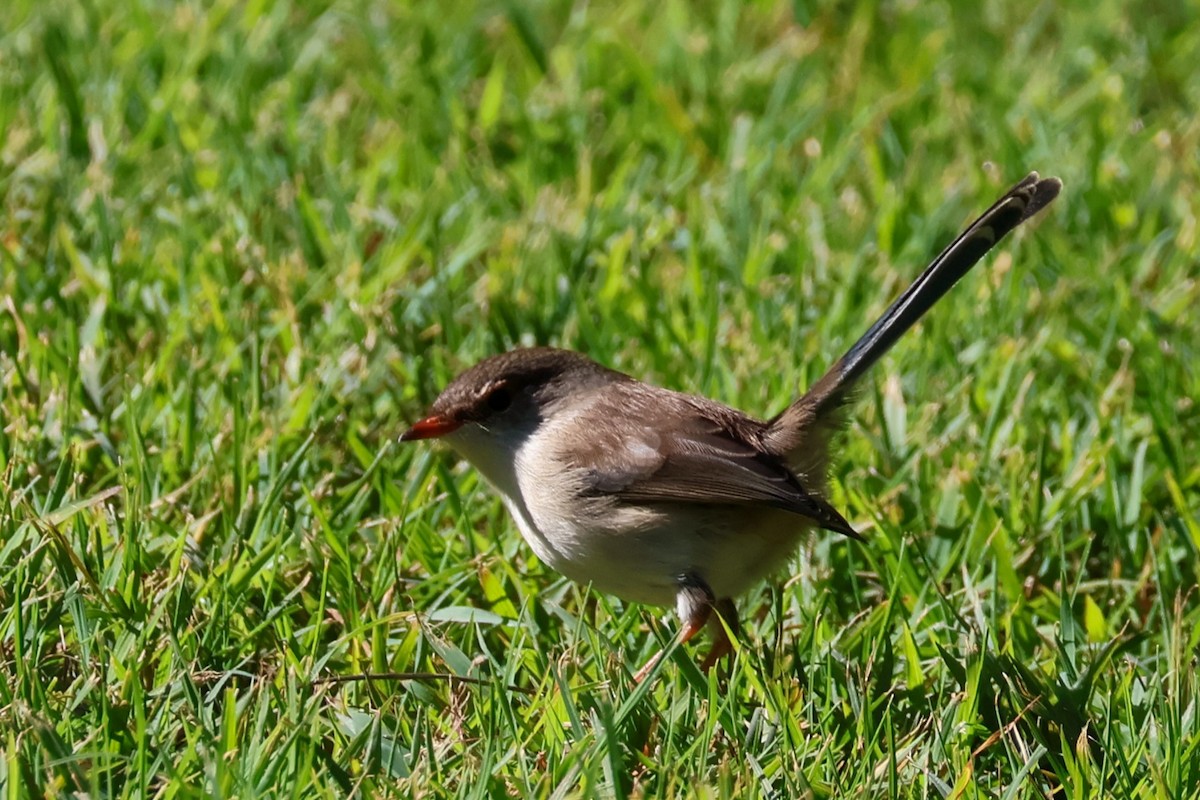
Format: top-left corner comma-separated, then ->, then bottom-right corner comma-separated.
400,414 -> 462,441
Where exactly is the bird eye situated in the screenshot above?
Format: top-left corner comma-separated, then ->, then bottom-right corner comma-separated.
486,386 -> 512,412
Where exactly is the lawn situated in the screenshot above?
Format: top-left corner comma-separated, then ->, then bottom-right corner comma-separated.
2,0 -> 1198,796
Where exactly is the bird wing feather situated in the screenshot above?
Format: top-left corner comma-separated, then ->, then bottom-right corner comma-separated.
572,409 -> 861,540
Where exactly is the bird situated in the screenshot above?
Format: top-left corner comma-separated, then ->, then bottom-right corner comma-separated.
400,172 -> 1061,680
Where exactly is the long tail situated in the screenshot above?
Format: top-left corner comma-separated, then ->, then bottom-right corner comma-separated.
767,172 -> 1061,454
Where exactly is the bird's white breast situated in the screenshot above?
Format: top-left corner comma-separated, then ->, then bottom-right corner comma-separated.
446,414 -> 806,609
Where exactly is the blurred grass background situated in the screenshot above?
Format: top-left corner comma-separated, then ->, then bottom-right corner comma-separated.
2,0 -> 1198,796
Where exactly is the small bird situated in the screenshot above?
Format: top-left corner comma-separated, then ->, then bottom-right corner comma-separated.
401,173 -> 1061,680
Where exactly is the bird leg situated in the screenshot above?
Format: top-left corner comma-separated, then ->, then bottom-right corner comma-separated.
632,573 -> 717,683
700,597 -> 739,671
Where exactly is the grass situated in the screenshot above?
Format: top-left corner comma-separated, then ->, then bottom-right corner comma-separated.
2,0 -> 1198,796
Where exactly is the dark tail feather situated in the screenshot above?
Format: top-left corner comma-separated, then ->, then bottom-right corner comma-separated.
766,172 -> 1060,455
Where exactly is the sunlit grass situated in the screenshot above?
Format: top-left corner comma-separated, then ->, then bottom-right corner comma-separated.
2,0 -> 1198,796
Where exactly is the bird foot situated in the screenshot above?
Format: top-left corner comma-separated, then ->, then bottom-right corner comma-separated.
632,578 -> 740,682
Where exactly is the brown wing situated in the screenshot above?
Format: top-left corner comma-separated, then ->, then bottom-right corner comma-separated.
572,407 -> 861,540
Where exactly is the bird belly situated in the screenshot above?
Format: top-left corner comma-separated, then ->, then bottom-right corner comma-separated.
504,497 -> 684,606
456,425 -> 809,610
514,483 -> 809,608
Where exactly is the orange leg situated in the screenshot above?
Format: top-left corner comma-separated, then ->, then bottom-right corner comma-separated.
700,598 -> 739,672
633,606 -> 709,683
633,574 -> 722,683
